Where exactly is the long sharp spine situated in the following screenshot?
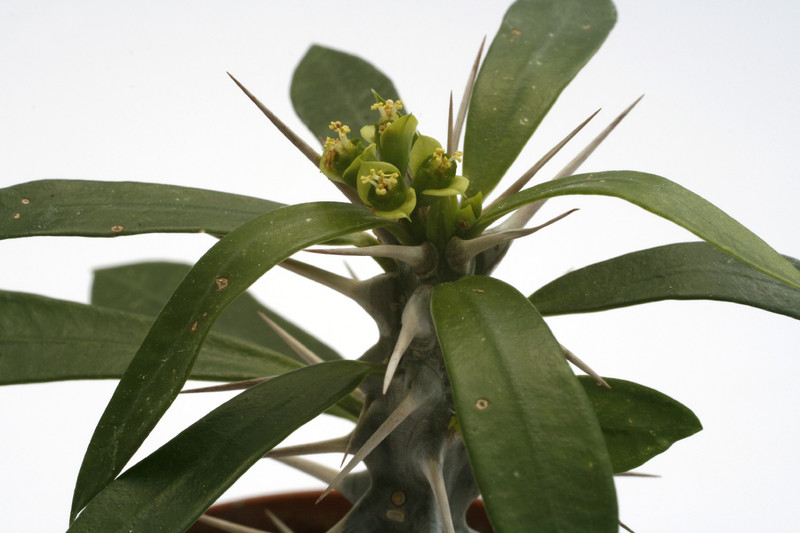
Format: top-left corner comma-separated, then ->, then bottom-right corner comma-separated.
421,456 -> 456,533
451,36 -> 486,152
196,514 -> 271,533
448,209 -> 578,269
181,377 -> 270,394
279,258 -> 368,306
317,387 -> 428,503
382,285 -> 434,394
266,434 -> 351,458
272,456 -> 338,486
258,311 -> 324,366
485,108 -> 600,211
561,345 -> 610,388
265,509 -> 296,533
227,72 -> 320,167
307,242 -> 435,277
499,96 -> 644,232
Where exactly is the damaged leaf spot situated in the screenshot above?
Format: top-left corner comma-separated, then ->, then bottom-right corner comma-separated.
20,198 -> 30,205
472,288 -> 485,294
475,398 -> 490,410
13,212 -> 21,219
191,321 -> 199,332
215,277 -> 229,290
110,225 -> 125,233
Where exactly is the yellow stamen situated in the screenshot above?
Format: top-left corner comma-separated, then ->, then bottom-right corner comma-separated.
321,121 -> 355,170
431,148 -> 463,170
370,99 -> 404,122
361,168 -> 399,196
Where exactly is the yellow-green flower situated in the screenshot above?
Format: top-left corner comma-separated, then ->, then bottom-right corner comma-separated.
357,161 -> 416,219
409,136 -> 468,200
319,121 -> 365,182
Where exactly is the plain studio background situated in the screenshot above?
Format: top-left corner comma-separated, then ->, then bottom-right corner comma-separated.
1,1 -> 798,532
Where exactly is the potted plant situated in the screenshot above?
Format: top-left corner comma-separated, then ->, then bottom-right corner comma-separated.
2,0 -> 798,532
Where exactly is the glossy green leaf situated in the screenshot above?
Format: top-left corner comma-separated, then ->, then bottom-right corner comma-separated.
432,276 -> 617,532
0,180 -> 281,239
67,361 -> 374,533
291,45 -> 402,142
463,0 -> 616,196
0,290 -> 361,422
0,290 -> 301,385
92,262 -> 342,362
71,202 -> 390,520
532,242 -> 800,319
475,171 -> 800,290
578,376 -> 702,473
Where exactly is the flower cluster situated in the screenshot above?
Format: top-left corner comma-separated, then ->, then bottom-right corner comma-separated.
320,96 -> 477,227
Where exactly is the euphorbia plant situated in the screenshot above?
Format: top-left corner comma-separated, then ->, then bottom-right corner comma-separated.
2,0 -> 799,532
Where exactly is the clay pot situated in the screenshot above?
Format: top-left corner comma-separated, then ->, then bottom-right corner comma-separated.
187,490 -> 493,532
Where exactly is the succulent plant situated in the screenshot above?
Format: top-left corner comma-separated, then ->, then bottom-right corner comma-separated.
2,1 -> 799,532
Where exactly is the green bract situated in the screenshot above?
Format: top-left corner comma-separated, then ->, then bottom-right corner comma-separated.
377,113 -> 418,176
410,135 -> 468,201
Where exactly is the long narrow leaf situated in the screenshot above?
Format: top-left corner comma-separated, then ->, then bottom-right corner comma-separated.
0,290 -> 301,385
67,361 -> 374,533
92,262 -> 342,362
432,276 -> 617,532
291,45 -> 402,142
0,180 -> 281,239
463,0 -> 616,196
578,376 -> 702,473
532,242 -> 800,319
71,202 -> 390,520
473,170 -> 800,290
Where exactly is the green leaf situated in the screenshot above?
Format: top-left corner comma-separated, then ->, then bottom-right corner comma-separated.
71,202 -> 390,520
432,276 -> 617,532
92,262 -> 342,362
463,0 -> 616,196
532,242 -> 800,319
67,361 -> 374,533
0,180 -> 282,239
291,45 -> 402,142
475,170 -> 800,290
578,376 -> 702,473
0,290 -> 301,385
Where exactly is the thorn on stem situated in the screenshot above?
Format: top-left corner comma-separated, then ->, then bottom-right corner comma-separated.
226,72 -> 320,166
196,514 -> 271,533
317,387 -> 428,503
420,456 -> 456,533
562,345 -> 610,388
266,434 -> 351,458
181,377 -> 270,394
382,285 -> 434,394
272,456 -> 338,485
257,311 -> 324,366
497,95 -> 643,233
265,508 -> 296,533
447,92 -> 455,155
452,37 -> 486,152
448,209 -> 578,269
485,108 -> 601,211
307,242 -> 435,277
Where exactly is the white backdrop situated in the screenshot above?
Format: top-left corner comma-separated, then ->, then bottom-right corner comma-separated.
1,1 -> 799,531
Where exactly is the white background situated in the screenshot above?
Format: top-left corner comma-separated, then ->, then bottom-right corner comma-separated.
1,1 -> 799,531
